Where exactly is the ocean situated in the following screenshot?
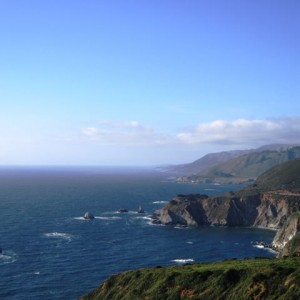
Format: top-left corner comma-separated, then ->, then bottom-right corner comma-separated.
0,167 -> 276,299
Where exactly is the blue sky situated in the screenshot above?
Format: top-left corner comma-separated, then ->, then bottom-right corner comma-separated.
0,0 -> 299,165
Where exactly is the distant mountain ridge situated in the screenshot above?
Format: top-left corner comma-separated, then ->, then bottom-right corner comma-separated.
168,144 -> 299,175
166,149 -> 253,175
171,144 -> 300,184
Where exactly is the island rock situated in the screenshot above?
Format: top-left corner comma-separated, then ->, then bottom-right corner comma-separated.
83,212 -> 95,220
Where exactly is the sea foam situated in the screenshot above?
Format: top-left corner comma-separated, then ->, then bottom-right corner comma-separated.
95,216 -> 121,220
253,244 -> 277,254
74,216 -> 121,221
0,251 -> 17,265
44,232 -> 73,241
172,258 -> 194,264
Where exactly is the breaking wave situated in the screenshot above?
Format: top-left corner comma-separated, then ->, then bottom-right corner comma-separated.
174,226 -> 188,229
0,251 -> 17,265
95,216 -> 121,220
171,258 -> 194,264
253,244 -> 264,249
253,244 -> 277,254
44,232 -> 73,241
73,216 -> 121,221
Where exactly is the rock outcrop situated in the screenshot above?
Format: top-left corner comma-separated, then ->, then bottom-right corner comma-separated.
279,233 -> 300,257
152,191 -> 300,230
272,212 -> 300,256
84,212 -> 95,220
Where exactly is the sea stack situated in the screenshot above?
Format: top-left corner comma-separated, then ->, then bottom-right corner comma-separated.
138,205 -> 145,213
83,212 -> 95,220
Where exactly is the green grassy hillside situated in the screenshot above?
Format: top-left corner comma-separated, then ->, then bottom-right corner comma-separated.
255,158 -> 300,192
81,257 -> 300,300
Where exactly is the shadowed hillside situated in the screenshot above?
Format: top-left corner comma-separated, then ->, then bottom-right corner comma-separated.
255,158 -> 300,192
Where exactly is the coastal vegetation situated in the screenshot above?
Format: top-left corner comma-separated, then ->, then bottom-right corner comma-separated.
81,257 -> 300,300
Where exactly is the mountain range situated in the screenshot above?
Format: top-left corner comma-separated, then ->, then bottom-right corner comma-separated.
168,144 -> 300,184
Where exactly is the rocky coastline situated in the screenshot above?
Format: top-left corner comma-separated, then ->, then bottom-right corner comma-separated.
151,190 -> 300,257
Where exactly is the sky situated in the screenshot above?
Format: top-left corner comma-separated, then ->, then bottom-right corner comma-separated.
0,0 -> 299,166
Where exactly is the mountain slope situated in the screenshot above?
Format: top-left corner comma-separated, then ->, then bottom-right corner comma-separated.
167,144 -> 299,176
166,149 -> 252,175
204,147 -> 300,179
177,146 -> 300,183
255,158 -> 300,192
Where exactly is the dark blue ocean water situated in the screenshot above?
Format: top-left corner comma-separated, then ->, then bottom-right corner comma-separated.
0,167 -> 276,299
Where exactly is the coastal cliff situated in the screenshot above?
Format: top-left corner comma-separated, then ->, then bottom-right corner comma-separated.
152,159 -> 300,260
154,159 -> 300,234
152,190 -> 300,230
272,212 -> 300,256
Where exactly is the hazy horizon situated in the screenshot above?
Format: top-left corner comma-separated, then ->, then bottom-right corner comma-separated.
1,1 -> 299,166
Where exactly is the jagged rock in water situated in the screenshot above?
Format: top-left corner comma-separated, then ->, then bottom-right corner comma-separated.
83,212 -> 95,220
137,205 -> 145,213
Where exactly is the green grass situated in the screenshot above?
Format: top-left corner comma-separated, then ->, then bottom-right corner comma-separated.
255,158 -> 300,192
80,257 -> 300,300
